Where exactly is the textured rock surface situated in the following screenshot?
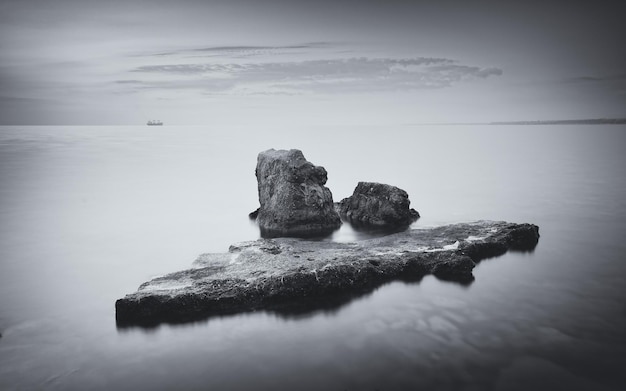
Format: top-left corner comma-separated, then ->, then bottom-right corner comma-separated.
116,221 -> 539,327
338,182 -> 419,229
253,149 -> 341,238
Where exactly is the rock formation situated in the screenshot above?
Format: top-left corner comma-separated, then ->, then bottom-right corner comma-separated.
252,149 -> 341,238
338,182 -> 419,229
116,221 -> 539,327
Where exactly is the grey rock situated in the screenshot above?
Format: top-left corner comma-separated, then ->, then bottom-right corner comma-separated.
116,221 -> 539,327
338,182 -> 419,229
253,149 -> 341,238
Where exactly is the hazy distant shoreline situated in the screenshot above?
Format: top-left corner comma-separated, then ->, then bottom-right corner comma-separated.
489,118 -> 626,125
407,118 -> 626,126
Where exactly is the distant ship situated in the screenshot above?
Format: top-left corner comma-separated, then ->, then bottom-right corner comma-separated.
147,120 -> 163,126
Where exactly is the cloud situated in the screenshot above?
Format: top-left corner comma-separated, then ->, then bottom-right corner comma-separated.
561,74 -> 626,84
117,78 -> 237,93
144,42 -> 333,58
126,56 -> 503,95
114,79 -> 144,84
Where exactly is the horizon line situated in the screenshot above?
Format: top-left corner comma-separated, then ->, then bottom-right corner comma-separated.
1,117 -> 626,127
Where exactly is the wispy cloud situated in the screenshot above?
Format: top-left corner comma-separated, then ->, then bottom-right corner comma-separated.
123,54 -> 502,95
144,42 -> 333,58
560,73 -> 626,84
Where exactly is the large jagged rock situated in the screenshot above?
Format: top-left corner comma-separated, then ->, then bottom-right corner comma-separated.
338,182 -> 420,229
252,149 -> 341,238
116,221 -> 539,327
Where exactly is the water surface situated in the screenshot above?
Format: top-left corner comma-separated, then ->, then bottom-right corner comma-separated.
1,125 -> 625,390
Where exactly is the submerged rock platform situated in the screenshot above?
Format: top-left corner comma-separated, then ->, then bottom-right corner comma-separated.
116,221 -> 539,327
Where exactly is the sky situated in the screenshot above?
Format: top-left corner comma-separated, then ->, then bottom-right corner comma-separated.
0,0 -> 625,125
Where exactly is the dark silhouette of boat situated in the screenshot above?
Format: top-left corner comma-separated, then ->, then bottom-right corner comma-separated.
147,120 -> 163,126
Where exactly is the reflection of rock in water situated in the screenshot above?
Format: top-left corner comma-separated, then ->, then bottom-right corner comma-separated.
338,181 -> 419,230
252,149 -> 341,238
115,221 -> 539,328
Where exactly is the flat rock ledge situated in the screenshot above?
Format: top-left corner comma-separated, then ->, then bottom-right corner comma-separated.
116,221 -> 539,327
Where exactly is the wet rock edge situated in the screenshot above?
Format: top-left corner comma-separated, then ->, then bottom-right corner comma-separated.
115,221 -> 539,328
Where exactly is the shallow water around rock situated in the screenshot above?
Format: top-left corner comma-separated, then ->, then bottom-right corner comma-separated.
0,124 -> 625,390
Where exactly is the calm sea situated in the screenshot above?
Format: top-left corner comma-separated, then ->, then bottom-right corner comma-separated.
0,125 -> 625,390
